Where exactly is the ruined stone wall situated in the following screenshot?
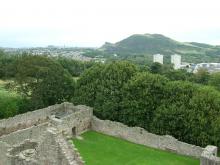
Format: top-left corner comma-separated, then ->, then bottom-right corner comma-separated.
200,146 -> 220,165
0,102 -> 84,137
0,123 -> 48,145
0,141 -> 10,165
0,104 -> 62,136
92,116 -> 204,158
36,128 -> 84,165
7,140 -> 38,165
52,105 -> 93,136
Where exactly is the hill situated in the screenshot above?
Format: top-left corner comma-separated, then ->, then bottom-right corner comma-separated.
100,34 -> 220,64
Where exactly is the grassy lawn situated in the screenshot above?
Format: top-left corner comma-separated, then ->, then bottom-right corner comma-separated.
73,131 -> 199,165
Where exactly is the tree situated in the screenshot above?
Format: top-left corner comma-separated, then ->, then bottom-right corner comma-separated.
73,61 -> 138,121
149,62 -> 163,74
188,86 -> 220,147
73,63 -> 104,107
15,55 -> 75,109
152,81 -> 197,140
152,81 -> 220,148
121,72 -> 168,130
0,51 -> 18,78
194,68 -> 210,84
208,72 -> 220,91
163,69 -> 193,81
57,57 -> 95,77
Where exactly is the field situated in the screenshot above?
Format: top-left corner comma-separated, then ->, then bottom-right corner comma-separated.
0,79 -> 22,119
73,131 -> 199,165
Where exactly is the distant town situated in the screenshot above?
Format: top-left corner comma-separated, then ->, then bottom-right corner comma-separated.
153,54 -> 220,73
2,45 -> 220,74
1,46 -> 106,63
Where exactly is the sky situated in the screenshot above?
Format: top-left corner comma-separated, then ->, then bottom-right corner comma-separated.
0,0 -> 220,47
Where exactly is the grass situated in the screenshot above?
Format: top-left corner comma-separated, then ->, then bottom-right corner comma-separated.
0,79 -> 22,119
73,131 -> 199,165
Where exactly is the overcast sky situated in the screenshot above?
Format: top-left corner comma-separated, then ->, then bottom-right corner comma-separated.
0,0 -> 220,47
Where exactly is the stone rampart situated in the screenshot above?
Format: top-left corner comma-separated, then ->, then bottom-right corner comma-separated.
0,141 -> 10,165
92,116 -> 204,158
55,105 -> 93,136
0,102 -> 92,165
0,102 -> 85,137
200,145 -> 220,165
0,104 -> 61,136
0,123 -> 48,145
2,102 -> 218,165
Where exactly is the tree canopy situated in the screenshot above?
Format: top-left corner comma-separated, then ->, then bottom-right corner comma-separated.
15,55 -> 75,109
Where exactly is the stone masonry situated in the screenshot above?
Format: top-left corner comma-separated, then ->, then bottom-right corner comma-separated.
0,102 -> 219,165
0,102 -> 92,165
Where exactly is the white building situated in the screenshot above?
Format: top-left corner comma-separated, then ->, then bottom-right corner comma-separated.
193,63 -> 220,73
153,54 -> 163,64
171,54 -> 181,69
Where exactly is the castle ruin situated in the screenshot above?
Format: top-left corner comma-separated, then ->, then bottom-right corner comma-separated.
0,102 -> 219,165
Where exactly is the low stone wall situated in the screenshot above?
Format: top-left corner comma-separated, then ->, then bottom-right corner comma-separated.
0,102 -> 84,137
50,105 -> 93,137
36,128 -> 84,165
0,123 -> 48,145
92,116 -> 204,158
200,146 -> 220,165
0,104 -> 61,136
0,141 -> 10,165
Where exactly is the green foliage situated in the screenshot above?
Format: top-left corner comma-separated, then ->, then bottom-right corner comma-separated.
75,61 -> 220,148
208,72 -> 220,91
188,86 -> 220,147
15,55 -> 75,109
0,80 -> 24,119
73,61 -> 138,121
73,63 -> 104,107
57,57 -> 95,77
73,131 -> 199,165
193,68 -> 210,85
0,51 -> 18,78
121,72 -> 168,130
163,69 -> 194,81
152,81 -> 198,141
149,62 -> 163,74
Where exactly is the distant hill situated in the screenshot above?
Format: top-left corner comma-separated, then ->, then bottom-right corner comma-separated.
100,34 -> 220,63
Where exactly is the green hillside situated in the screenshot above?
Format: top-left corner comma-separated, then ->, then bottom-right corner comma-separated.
100,34 -> 220,63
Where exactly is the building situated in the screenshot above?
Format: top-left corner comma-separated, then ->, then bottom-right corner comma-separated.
171,54 -> 181,69
153,54 -> 163,64
193,63 -> 220,73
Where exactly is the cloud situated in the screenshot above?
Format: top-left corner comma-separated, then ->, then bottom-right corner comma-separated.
0,0 -> 220,47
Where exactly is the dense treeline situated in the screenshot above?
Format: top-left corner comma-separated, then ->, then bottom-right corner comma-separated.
149,62 -> 220,89
1,50 -> 220,149
73,61 -> 220,148
57,57 -> 95,77
0,51 -> 95,79
0,51 -> 94,118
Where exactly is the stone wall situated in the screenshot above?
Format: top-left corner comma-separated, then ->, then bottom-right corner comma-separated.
0,104 -> 61,136
3,102 -> 218,165
7,140 -> 38,165
200,146 -> 220,165
36,128 -> 84,165
0,102 -> 85,137
0,141 -> 10,165
0,123 -> 48,145
0,102 -> 92,165
92,116 -> 204,158
55,105 -> 93,136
